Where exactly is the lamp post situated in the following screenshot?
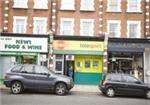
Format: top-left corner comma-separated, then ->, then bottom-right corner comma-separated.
103,33 -> 109,74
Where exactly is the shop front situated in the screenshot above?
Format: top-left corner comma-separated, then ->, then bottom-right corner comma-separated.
0,33 -> 48,79
52,36 -> 104,85
108,38 -> 150,81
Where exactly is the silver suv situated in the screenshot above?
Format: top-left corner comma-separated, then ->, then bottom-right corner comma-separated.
3,64 -> 74,95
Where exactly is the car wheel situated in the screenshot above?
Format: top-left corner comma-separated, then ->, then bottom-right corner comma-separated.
11,81 -> 23,94
55,83 -> 67,95
106,88 -> 115,97
146,90 -> 150,99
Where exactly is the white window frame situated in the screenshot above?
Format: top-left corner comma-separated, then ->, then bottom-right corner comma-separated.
33,17 -> 47,34
34,0 -> 48,9
13,0 -> 28,8
60,18 -> 74,35
107,0 -> 121,12
107,20 -> 121,38
13,16 -> 27,33
80,19 -> 94,36
127,0 -> 142,12
60,0 -> 75,10
80,0 -> 95,11
127,21 -> 141,38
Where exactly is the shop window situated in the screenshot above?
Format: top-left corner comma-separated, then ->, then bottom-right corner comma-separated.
76,61 -> 82,68
85,60 -> 90,68
55,61 -> 62,71
93,60 -> 98,69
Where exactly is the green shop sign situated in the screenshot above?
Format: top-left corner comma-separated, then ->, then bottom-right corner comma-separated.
0,36 -> 48,53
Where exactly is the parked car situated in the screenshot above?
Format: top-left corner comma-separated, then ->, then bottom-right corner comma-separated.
3,64 -> 74,95
99,73 -> 150,99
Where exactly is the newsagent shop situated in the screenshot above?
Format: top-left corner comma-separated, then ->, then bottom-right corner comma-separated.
51,36 -> 104,85
0,33 -> 48,79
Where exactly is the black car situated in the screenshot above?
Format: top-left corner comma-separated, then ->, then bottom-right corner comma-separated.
3,64 -> 74,95
99,73 -> 150,99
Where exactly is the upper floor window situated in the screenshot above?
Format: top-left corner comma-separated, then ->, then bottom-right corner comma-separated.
34,0 -> 48,9
13,16 -> 27,33
80,0 -> 94,11
33,17 -> 47,34
80,19 -> 94,36
107,0 -> 121,12
60,0 -> 75,10
60,18 -> 74,35
127,0 -> 141,12
127,21 -> 141,38
107,20 -> 120,37
13,0 -> 28,8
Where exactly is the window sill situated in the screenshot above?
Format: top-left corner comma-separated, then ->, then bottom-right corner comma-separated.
80,9 -> 95,12
106,11 -> 122,13
13,6 -> 28,9
126,11 -> 142,13
33,7 -> 48,10
60,7 -> 75,11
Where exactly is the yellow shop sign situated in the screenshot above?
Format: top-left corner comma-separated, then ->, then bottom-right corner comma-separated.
53,40 -> 104,51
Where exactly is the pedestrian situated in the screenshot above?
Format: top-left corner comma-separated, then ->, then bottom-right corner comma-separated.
68,66 -> 74,79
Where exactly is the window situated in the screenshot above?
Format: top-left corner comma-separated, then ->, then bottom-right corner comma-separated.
13,16 -> 27,33
80,0 -> 94,11
85,60 -> 90,68
34,0 -> 48,9
61,0 -> 75,10
127,21 -> 141,38
11,65 -> 23,72
60,18 -> 74,35
127,0 -> 141,12
107,0 -> 121,12
107,20 -> 120,37
123,75 -> 139,83
35,66 -> 49,74
107,74 -> 122,82
76,62 -> 82,68
80,19 -> 94,36
21,65 -> 34,73
33,17 -> 47,34
93,60 -> 98,68
13,0 -> 28,8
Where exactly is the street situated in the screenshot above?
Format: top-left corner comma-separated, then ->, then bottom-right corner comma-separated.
0,89 -> 149,105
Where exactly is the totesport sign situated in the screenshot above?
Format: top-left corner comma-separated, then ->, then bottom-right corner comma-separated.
53,40 -> 104,55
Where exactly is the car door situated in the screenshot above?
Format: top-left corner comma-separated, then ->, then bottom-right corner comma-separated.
108,74 -> 128,95
34,65 -> 56,90
20,65 -> 36,89
122,75 -> 145,96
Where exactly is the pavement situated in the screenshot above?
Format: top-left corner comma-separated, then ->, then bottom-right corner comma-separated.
0,81 -> 100,92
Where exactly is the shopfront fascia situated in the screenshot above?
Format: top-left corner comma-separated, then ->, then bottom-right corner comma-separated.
52,37 -> 104,85
0,33 -> 48,79
108,38 -> 150,81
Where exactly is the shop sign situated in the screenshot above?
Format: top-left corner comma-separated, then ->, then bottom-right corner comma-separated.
53,40 -> 104,52
0,36 -> 48,53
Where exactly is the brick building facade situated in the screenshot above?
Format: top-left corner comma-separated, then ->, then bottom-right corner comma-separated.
1,0 -> 150,84
0,0 -> 149,38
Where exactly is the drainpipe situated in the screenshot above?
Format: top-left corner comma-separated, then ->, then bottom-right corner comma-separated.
103,33 -> 109,74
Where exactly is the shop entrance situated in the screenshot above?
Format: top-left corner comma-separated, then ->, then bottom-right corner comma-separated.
66,61 -> 74,80
22,55 -> 36,64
